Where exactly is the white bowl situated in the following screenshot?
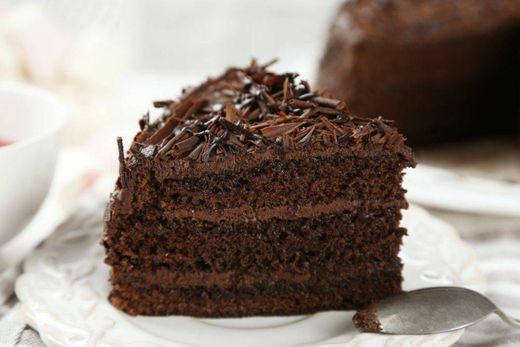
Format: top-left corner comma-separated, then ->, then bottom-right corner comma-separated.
0,82 -> 67,245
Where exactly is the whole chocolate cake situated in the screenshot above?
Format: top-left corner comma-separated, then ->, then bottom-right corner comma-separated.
318,0 -> 520,145
103,60 -> 415,317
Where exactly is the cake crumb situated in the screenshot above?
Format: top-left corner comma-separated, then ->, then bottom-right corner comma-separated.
353,306 -> 382,333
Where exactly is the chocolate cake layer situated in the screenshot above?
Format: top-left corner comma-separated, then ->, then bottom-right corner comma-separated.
152,199 -> 405,222
111,157 -> 407,220
111,145 -> 411,216
110,274 -> 402,317
153,156 -> 406,213
106,208 -> 405,273
103,60 -> 415,317
111,261 -> 403,288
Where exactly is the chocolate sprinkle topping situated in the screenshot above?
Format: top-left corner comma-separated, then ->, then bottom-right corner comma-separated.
133,59 -> 401,162
117,137 -> 127,188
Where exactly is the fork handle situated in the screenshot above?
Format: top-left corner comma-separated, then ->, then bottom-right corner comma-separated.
496,309 -> 520,329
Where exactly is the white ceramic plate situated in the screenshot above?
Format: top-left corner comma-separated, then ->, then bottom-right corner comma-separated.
404,165 -> 520,217
15,205 -> 485,347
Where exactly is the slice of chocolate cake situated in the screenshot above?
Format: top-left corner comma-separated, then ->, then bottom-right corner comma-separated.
103,60 -> 415,317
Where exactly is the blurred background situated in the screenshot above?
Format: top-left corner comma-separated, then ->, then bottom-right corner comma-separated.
0,0 -> 343,143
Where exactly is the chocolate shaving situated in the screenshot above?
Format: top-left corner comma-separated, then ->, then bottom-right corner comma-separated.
301,80 -> 311,93
139,112 -> 150,131
271,90 -> 284,99
312,107 -> 343,116
188,142 -> 204,160
203,141 -> 219,162
262,90 -> 276,107
170,98 -> 193,118
158,128 -> 189,156
149,117 -> 180,145
321,116 -> 345,134
288,98 -> 314,109
257,97 -> 268,116
183,99 -> 206,120
298,125 -> 316,145
313,96 -> 344,109
260,122 -> 302,138
227,134 -> 246,148
249,122 -> 270,130
352,123 -> 377,140
299,108 -> 314,119
225,102 -> 238,122
116,137 -> 127,188
298,92 -> 315,101
153,100 -> 174,108
282,78 -> 289,106
245,108 -> 261,121
218,118 -> 266,142
174,135 -> 200,152
261,57 -> 279,69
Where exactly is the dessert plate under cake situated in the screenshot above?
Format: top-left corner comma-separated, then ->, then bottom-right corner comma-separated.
15,205 -> 485,347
